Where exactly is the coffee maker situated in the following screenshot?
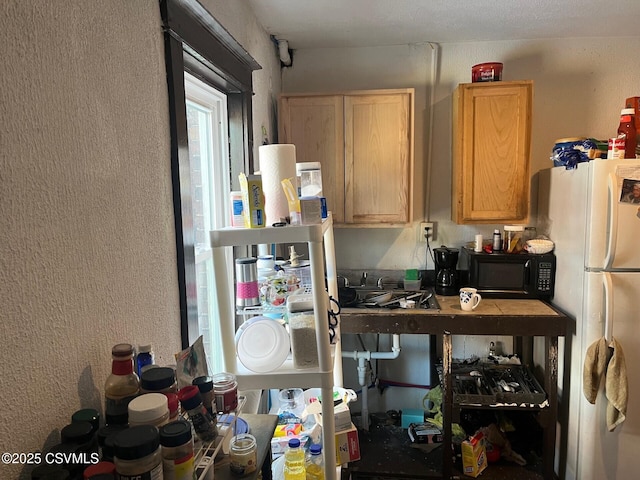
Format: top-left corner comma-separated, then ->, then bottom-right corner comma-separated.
434,246 -> 460,296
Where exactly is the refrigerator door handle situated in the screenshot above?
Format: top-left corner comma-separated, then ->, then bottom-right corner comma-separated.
603,271 -> 613,342
604,173 -> 619,270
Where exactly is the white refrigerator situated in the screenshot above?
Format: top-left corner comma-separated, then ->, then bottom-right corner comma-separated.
538,158 -> 640,480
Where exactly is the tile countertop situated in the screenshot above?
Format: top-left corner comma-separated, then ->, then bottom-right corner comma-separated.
339,296 -> 569,336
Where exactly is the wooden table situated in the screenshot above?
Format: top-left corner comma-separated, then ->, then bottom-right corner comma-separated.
340,296 -> 568,480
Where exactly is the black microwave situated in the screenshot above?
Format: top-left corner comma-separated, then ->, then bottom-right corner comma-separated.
459,247 -> 556,299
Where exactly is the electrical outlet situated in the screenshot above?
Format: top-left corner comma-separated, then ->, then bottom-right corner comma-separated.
418,222 -> 435,243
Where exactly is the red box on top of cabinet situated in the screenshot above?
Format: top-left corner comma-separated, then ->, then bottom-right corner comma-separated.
625,97 -> 640,135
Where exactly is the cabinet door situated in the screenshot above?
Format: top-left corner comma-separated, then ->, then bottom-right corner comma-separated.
345,92 -> 413,224
452,81 -> 533,224
278,95 -> 345,223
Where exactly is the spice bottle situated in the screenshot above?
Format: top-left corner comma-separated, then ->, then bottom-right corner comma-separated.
618,108 -> 637,159
160,420 -> 195,480
113,425 -> 162,480
492,229 -> 502,252
229,433 -> 257,476
136,344 -> 154,377
104,343 -> 140,423
192,376 -> 217,416
178,386 -> 218,442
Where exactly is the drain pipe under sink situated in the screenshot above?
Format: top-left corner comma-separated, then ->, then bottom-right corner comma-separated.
342,334 -> 401,431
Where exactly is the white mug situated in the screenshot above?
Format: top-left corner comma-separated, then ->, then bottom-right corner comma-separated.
460,287 -> 482,311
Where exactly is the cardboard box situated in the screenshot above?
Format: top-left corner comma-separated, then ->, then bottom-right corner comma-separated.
239,173 -> 265,228
625,96 -> 640,135
270,432 -> 310,458
461,431 -> 487,478
335,423 -> 361,464
407,422 -> 443,444
311,401 -> 353,432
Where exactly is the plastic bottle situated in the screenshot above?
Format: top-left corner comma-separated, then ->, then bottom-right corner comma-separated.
113,425 -> 162,479
492,229 -> 502,252
104,343 -> 140,424
135,344 -> 154,377
159,420 -> 195,480
177,385 -> 218,442
618,108 -> 637,159
283,438 -> 306,480
305,444 -> 324,480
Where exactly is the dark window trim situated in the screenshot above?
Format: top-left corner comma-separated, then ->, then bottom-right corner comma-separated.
160,0 -> 261,349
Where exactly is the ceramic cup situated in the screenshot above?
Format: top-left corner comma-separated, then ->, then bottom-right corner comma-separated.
459,287 -> 482,311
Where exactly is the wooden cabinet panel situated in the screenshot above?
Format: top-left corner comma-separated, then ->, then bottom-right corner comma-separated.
452,81 -> 533,224
279,89 -> 414,226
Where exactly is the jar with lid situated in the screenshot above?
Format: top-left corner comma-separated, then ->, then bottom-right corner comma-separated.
503,225 -> 524,253
192,376 -> 217,417
177,385 -> 218,442
127,393 -> 170,427
618,108 -> 637,159
289,313 -> 319,369
113,425 -> 162,480
159,420 -> 195,480
104,343 -> 140,422
136,344 -> 154,377
229,433 -> 257,476
140,366 -> 177,394
296,162 -> 323,197
212,372 -> 238,413
72,408 -> 101,435
97,424 -> 127,462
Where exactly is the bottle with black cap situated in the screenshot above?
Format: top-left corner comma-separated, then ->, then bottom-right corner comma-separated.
112,425 -> 162,479
160,420 -> 195,480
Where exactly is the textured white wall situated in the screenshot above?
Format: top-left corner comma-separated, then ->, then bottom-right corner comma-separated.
0,0 -> 280,477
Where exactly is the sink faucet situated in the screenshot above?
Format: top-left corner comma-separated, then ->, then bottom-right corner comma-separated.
337,275 -> 350,288
360,272 -> 367,287
377,277 -> 384,289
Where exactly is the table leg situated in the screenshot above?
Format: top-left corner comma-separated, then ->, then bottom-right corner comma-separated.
543,335 -> 559,480
443,331 -> 453,480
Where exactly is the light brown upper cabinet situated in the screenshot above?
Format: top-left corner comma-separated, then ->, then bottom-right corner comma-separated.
279,89 -> 414,226
452,81 -> 533,224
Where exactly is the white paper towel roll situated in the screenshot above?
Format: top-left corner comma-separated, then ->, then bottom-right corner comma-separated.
259,144 -> 297,225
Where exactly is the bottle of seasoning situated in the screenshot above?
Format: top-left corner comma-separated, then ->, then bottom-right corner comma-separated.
159,420 -> 195,480
136,344 -> 154,377
178,386 -> 218,442
127,393 -> 170,427
618,108 -> 637,159
139,366 -> 177,394
229,433 -> 257,476
192,376 -> 217,416
113,425 -> 163,480
492,229 -> 502,252
104,343 -> 140,424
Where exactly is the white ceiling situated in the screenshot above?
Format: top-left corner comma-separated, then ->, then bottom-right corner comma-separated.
247,0 -> 640,48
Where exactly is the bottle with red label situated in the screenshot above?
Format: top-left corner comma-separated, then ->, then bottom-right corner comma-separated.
617,108 -> 637,159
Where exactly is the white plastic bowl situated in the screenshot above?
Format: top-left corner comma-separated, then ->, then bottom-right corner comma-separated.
235,316 -> 290,373
525,239 -> 554,254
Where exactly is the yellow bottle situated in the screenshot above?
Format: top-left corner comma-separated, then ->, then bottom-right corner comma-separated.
283,438 -> 306,480
305,444 -> 324,480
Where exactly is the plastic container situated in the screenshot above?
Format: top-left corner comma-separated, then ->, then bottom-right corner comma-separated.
503,225 -> 524,253
471,62 -> 503,82
192,376 -> 217,416
229,433 -> 257,476
277,388 -> 306,423
136,344 -> 154,377
296,162 -> 323,197
492,229 -> 502,252
618,108 -> 637,159
160,420 -> 195,480
230,191 -> 244,227
289,313 -> 319,369
139,366 -> 177,394
283,438 -> 306,480
127,393 -> 170,427
235,317 -> 290,373
113,425 -> 162,479
305,444 -> 324,480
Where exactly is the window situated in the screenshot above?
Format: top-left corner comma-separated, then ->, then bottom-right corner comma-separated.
184,73 -> 230,372
159,0 -> 261,356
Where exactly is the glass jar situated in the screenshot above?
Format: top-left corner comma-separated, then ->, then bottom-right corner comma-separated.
229,433 -> 257,476
104,343 -> 140,424
503,225 -> 524,253
127,393 -> 170,427
296,162 -> 323,197
139,366 -> 177,394
289,313 -> 318,369
177,386 -> 218,442
113,425 -> 162,480
160,420 -> 195,480
212,373 -> 238,413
